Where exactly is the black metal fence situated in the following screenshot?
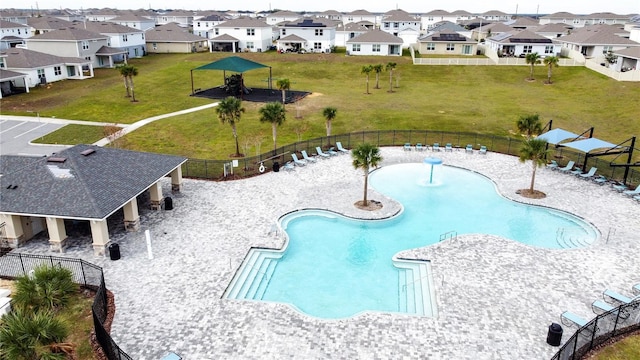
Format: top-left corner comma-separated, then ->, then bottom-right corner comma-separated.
181,130 -> 639,187
0,253 -> 132,360
552,299 -> 640,360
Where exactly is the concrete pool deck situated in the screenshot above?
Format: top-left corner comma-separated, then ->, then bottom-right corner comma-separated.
11,147 -> 640,359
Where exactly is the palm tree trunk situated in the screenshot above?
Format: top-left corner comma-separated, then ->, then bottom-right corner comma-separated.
529,65 -> 534,80
375,74 -> 380,89
363,165 -> 369,206
365,75 -> 370,94
123,77 -> 130,97
281,89 -> 286,104
389,71 -> 393,92
272,124 -> 277,151
547,66 -> 552,84
530,162 -> 537,192
326,120 -> 331,137
129,77 -> 136,102
232,125 -> 240,156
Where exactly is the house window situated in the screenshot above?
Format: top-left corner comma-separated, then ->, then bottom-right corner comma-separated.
247,28 -> 255,36
142,33 -> 144,40
246,41 -> 254,49
215,29 -> 219,35
197,22 -> 200,27
282,29 -> 286,35
446,43 -> 455,51
384,22 -> 390,29
426,42 -> 435,51
428,17 -> 434,21
352,44 -> 361,52
122,34 -> 128,42
134,48 -> 139,56
372,44 -> 380,52
84,56 -> 91,61
314,42 -> 321,49
602,46 -> 613,54
393,23 -> 399,28
522,45 -> 533,53
315,29 -> 323,36
545,45 -> 554,54
81,41 -> 89,50
152,43 -> 157,50
54,66 -> 62,75
37,69 -> 45,79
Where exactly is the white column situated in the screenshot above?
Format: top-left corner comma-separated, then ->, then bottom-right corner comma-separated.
171,166 -> 183,192
90,219 -> 110,256
1,214 -> 25,248
123,199 -> 140,231
46,217 -> 67,253
149,182 -> 164,210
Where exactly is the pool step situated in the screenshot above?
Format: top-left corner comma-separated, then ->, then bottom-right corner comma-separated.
396,261 -> 437,317
224,249 -> 281,300
556,231 -> 594,249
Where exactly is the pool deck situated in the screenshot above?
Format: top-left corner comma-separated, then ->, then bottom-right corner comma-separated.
11,147 -> 640,359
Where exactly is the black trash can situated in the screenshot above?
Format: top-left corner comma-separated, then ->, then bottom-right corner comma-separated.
164,196 -> 173,210
272,161 -> 280,172
546,322 -> 563,346
108,243 -> 121,261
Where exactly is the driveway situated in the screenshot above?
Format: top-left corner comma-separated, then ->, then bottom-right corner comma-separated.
0,118 -> 68,156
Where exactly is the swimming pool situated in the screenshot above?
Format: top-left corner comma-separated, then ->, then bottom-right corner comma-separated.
224,163 -> 599,319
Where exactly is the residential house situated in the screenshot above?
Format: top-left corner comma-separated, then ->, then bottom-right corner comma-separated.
318,10 -> 342,22
421,10 -> 456,31
48,9 -> 85,22
85,8 -> 121,22
613,47 -> 639,72
417,30 -> 477,55
193,13 -> 227,38
343,10 -> 377,25
266,10 -> 301,25
25,27 -> 122,69
472,22 -> 514,41
556,24 -> 640,62
485,29 -> 559,57
211,17 -> 272,53
109,14 -> 156,31
0,10 -> 30,25
145,23 -> 208,53
581,12 -> 633,27
480,10 -> 511,22
79,22 -> 146,60
277,18 -> 337,53
0,68 -> 29,98
539,12 -> 584,27
534,23 -> 573,39
155,10 -> 195,28
27,17 -> 74,35
428,21 -> 472,39
380,9 -> 421,47
346,29 -> 402,56
335,22 -> 369,47
1,20 -> 30,50
450,10 -> 475,23
508,17 -> 541,30
1,47 -> 93,89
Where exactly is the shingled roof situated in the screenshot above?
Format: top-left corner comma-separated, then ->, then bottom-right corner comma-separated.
347,29 -> 403,44
0,145 -> 187,220
145,23 -> 207,42
1,48 -> 89,68
28,26 -> 108,41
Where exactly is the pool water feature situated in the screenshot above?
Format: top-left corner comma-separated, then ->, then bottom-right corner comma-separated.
223,163 -> 599,319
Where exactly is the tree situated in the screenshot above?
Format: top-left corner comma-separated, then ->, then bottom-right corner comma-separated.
259,101 -> 286,151
386,62 -> 397,92
351,143 -> 382,207
525,53 -> 541,80
118,64 -> 139,102
117,65 -> 131,98
543,56 -> 560,84
361,65 -> 373,94
215,96 -> 245,157
322,106 -> 337,140
12,265 -> 77,312
0,308 -> 70,360
519,138 -> 552,193
372,64 -> 384,89
276,78 -> 290,104
516,114 -> 543,139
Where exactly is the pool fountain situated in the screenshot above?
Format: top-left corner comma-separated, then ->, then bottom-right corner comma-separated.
422,157 -> 443,185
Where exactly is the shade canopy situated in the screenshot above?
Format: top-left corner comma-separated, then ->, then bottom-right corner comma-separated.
560,138 -> 619,153
194,56 -> 269,73
537,128 -> 581,145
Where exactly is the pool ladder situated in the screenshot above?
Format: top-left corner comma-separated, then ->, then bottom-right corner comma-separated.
439,231 -> 457,242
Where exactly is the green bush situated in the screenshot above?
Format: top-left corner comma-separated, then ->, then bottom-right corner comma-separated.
0,307 -> 69,360
12,265 -> 77,312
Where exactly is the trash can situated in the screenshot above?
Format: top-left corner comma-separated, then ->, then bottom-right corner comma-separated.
108,243 -> 121,261
164,196 -> 173,210
546,322 -> 563,346
272,161 -> 280,172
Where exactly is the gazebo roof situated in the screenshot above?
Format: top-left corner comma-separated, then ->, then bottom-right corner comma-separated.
194,56 -> 269,73
560,137 -> 619,153
537,128 -> 582,145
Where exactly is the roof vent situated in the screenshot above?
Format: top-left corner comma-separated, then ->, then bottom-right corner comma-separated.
81,148 -> 96,156
47,157 -> 67,163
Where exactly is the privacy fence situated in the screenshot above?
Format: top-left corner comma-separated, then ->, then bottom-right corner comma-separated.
0,253 -> 132,360
551,299 -> 640,360
181,130 -> 639,187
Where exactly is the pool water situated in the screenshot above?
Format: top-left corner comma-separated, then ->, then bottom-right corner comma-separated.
242,164 -> 598,318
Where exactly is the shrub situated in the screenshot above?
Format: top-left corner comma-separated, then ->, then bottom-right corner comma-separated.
12,265 -> 77,312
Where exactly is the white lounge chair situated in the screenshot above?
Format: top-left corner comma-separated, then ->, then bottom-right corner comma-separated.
558,160 -> 576,173
546,160 -> 559,170
282,161 -> 295,171
291,153 -> 306,166
336,142 -> 350,154
603,289 -> 640,304
479,145 -> 487,155
301,150 -> 317,163
579,167 -> 598,180
403,143 -> 412,151
560,311 -> 588,328
315,147 -> 330,158
591,300 -> 630,319
415,143 -> 425,151
632,283 -> 640,296
622,185 -> 640,197
432,143 -> 440,152
445,143 -> 453,152
465,144 -> 474,154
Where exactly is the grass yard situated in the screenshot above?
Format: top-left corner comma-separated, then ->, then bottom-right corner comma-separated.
588,334 -> 640,360
2,52 -> 639,159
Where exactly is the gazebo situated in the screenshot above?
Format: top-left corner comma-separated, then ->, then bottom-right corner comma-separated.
190,56 -> 273,96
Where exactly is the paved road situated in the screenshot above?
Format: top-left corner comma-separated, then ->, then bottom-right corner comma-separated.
0,118 -> 68,156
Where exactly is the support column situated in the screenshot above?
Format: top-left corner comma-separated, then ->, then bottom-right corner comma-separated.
171,166 -> 183,192
90,219 -> 110,257
46,217 -> 67,253
149,182 -> 164,210
1,214 -> 25,248
123,199 -> 140,231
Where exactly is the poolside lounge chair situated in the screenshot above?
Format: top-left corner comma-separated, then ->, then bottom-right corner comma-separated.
633,283 -> 640,296
291,153 -> 306,166
569,167 -> 583,176
336,142 -> 350,154
635,195 -> 640,202
479,145 -> 487,155
432,143 -> 440,152
612,183 -> 628,192
415,143 -> 424,151
404,143 -> 412,151
546,160 -> 559,170
591,300 -> 630,319
579,167 -> 598,180
560,311 -> 588,328
161,352 -> 182,360
445,143 -> 453,152
593,175 -> 608,185
315,146 -> 330,158
327,147 -> 338,156
301,150 -> 317,163
622,185 -> 640,197
465,144 -> 473,154
603,289 -> 640,304
558,160 -> 576,173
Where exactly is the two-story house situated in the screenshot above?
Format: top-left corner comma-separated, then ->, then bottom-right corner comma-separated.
335,22 -> 369,47
109,14 -> 156,31
555,24 -> 640,62
1,20 -> 30,50
277,18 -> 337,53
421,10 -> 458,31
346,29 -> 403,56
193,13 -> 227,39
266,11 -> 301,26
155,10 -> 195,28
80,22 -> 146,60
27,17 -> 74,36
485,29 -> 559,57
380,9 -> 421,47
480,10 -> 511,22
343,10 -> 377,26
145,23 -> 208,53
210,17 -> 272,53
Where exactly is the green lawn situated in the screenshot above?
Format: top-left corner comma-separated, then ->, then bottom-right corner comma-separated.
590,334 -> 640,360
3,52 -> 639,159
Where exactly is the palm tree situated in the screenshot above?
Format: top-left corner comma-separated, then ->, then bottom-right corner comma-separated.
276,78 -> 290,104
543,56 -> 560,84
215,96 -> 245,157
322,106 -> 337,141
386,62 -> 397,92
525,53 -> 541,80
259,101 -> 286,151
351,143 -> 382,207
519,138 -> 552,193
372,64 -> 384,89
0,307 -> 70,360
361,65 -> 373,94
516,114 -> 543,139
12,265 -> 77,312
117,64 -> 131,98
118,64 -> 139,102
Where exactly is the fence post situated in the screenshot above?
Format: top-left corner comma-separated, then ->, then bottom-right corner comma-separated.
19,252 -> 25,274
80,261 -> 88,288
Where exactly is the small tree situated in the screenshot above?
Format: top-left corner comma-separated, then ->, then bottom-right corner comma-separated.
351,143 -> 382,207
372,64 -> 384,89
215,96 -> 245,157
519,138 -> 552,193
525,53 -> 541,80
322,106 -> 337,141
543,56 -> 560,84
0,307 -> 71,360
117,64 -> 131,98
386,62 -> 397,92
604,51 -> 617,66
117,64 -> 138,102
259,101 -> 286,151
12,265 -> 77,312
361,65 -> 373,94
276,78 -> 290,104
516,114 -> 543,139
293,120 -> 310,142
